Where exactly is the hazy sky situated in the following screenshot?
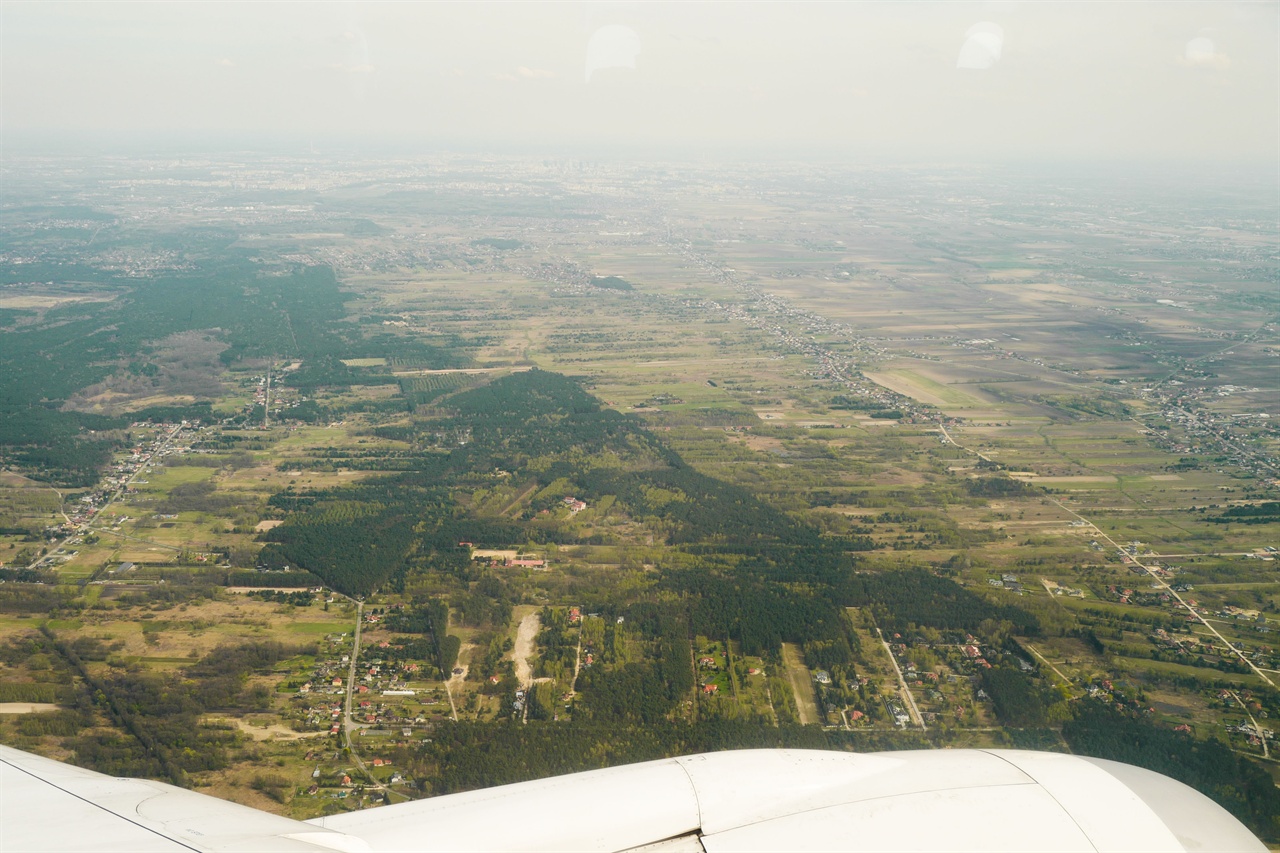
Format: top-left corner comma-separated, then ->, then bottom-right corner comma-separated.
3,1 -> 1276,163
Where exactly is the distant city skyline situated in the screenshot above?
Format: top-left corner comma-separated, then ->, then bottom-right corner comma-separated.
2,1 -> 1276,165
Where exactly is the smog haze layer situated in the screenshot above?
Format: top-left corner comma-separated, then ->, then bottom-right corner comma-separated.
2,1 -> 1276,167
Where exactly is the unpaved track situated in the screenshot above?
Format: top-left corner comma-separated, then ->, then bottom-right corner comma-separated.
225,719 -> 323,741
781,643 -> 820,725
444,649 -> 473,723
514,612 -> 540,688
0,703 -> 59,714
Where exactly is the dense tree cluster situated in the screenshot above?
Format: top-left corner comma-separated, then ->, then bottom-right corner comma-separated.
222,569 -> 321,588
668,566 -> 856,666
1208,502 -> 1280,525
261,370 -> 1039,704
979,666 -> 1050,727
385,600 -> 458,676
410,719 -> 929,796
846,569 -> 1039,635
964,476 -> 1038,498
261,496 -> 430,594
571,603 -> 694,723
590,276 -> 633,291
0,263 -> 348,484
156,480 -> 239,514
0,408 -> 125,487
0,254 -> 473,483
283,355 -> 395,391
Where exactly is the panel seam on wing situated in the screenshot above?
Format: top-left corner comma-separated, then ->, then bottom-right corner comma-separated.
672,757 -> 705,833
695,779 -> 1042,839
979,750 -> 1101,853
0,754 -> 204,853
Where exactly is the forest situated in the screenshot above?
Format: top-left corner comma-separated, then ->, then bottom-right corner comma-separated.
259,369 -> 1026,686
384,600 -> 460,676
845,569 -> 1039,635
0,262 -> 346,484
408,718 -> 930,796
0,255 -> 477,485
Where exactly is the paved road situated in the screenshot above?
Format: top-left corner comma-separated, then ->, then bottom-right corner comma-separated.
875,627 -> 926,731
338,598 -> 408,802
938,422 -> 1276,689
1230,690 -> 1270,759
342,600 -> 366,748
1047,496 -> 1276,690
34,424 -> 183,571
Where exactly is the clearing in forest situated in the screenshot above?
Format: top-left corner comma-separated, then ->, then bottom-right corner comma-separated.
513,609 -> 541,689
781,642 -> 820,725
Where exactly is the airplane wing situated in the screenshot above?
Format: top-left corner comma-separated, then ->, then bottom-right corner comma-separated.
0,744 -> 370,852
1,743 -> 1265,852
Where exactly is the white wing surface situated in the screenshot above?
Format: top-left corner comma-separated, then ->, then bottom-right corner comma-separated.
311,748 -> 1265,852
0,744 -> 370,852
2,743 -> 1265,852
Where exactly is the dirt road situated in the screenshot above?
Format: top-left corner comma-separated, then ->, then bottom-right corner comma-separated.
513,612 -> 540,688
781,643 -> 820,725
0,703 -> 59,714
224,719 -> 323,741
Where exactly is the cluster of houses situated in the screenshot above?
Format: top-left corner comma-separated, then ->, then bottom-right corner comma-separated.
240,368 -> 316,427
290,630 -> 446,736
299,700 -> 347,734
299,750 -> 406,799
960,644 -> 992,670
696,646 -> 744,696
880,631 -> 1042,725
1137,382 -> 1278,479
295,634 -> 353,698
1104,584 -> 1171,607
986,573 -> 1022,593
883,699 -> 911,727
40,421 -> 200,545
1043,579 -> 1086,598
1226,723 -> 1274,748
1094,581 -> 1279,668
654,244 -> 938,425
